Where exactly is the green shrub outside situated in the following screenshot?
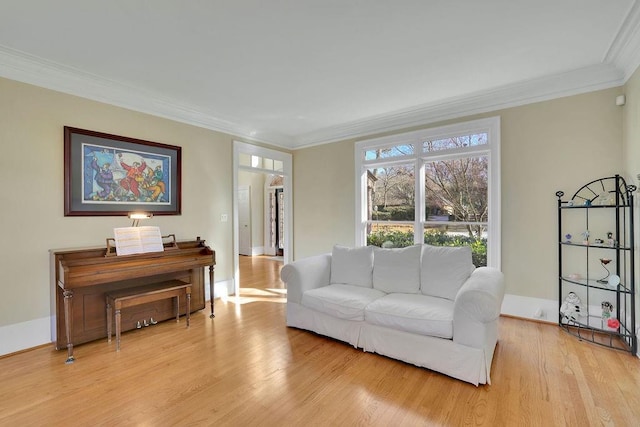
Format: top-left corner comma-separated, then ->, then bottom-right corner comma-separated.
367,229 -> 487,267
372,206 -> 415,221
367,229 -> 415,248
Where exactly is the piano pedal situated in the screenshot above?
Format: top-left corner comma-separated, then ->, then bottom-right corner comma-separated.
143,319 -> 149,327
136,321 -> 142,329
149,317 -> 158,325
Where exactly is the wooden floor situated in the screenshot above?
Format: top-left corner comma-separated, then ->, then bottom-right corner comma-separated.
2,256 -> 640,426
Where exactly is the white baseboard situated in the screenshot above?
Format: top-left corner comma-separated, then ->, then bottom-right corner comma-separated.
1,279 -> 236,357
501,294 -> 557,323
1,292 -> 634,357
239,247 -> 265,256
0,316 -> 53,357
208,278 -> 235,299
501,294 -> 639,357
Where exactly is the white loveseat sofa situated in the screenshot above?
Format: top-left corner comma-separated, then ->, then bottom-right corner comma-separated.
281,244 -> 505,386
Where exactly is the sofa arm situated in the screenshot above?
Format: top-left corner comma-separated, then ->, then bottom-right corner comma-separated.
281,253 -> 332,304
453,267 -> 505,348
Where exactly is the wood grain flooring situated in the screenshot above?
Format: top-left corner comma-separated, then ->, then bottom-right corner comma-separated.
1,256 -> 639,426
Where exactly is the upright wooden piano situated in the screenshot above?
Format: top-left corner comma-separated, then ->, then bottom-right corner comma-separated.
51,237 -> 215,363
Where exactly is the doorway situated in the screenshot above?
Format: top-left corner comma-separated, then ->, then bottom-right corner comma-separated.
233,141 -> 292,297
264,176 -> 284,258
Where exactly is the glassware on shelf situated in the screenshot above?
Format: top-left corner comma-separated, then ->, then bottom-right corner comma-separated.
597,258 -> 611,284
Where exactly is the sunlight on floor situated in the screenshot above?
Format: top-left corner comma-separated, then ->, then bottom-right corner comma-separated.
221,287 -> 287,305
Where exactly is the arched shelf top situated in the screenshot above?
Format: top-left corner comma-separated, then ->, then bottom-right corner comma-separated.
556,175 -> 636,206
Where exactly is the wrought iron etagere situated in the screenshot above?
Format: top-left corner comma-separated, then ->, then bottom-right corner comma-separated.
556,174 -> 636,353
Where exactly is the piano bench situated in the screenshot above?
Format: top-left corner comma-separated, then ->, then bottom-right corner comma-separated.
106,280 -> 192,351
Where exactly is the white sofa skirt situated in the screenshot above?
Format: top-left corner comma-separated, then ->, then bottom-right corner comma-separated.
287,301 -> 492,386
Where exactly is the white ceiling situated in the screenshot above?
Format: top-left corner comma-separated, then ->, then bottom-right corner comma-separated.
1,1 -> 639,149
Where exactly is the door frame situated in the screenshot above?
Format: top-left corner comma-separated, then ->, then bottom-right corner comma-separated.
233,141 -> 292,296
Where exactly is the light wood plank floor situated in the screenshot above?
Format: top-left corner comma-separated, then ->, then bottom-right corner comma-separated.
1,256 -> 639,426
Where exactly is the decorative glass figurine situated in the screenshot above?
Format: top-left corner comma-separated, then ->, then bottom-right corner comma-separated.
597,258 -> 612,283
581,230 -> 590,245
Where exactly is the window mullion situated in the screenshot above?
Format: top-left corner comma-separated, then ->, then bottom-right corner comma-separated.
415,158 -> 425,245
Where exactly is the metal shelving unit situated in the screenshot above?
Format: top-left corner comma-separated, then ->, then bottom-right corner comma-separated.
556,175 -> 637,353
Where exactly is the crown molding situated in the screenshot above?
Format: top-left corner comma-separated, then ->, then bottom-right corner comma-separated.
603,0 -> 640,81
0,45 -> 294,147
296,1 -> 640,149
291,64 -> 625,149
0,43 -> 630,151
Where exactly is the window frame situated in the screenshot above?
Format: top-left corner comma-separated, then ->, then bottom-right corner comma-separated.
355,116 -> 501,269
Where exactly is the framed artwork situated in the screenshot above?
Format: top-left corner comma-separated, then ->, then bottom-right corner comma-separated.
64,127 -> 181,216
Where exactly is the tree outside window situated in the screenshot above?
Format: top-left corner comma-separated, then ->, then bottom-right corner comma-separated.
361,127 -> 495,268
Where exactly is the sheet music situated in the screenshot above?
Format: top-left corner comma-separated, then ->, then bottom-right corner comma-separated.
113,226 -> 164,256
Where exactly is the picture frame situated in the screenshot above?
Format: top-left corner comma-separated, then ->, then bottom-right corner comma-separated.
64,127 -> 181,216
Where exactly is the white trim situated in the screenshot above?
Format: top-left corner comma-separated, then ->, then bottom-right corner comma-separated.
500,293 -> 640,351
251,246 -> 265,256
0,44 -> 633,150
2,292 -> 631,357
233,141 -> 292,297
603,0 -> 640,81
0,45 -> 294,148
294,65 -> 623,149
0,278 -> 233,357
208,278 -> 235,301
501,294 -> 557,323
355,117 -> 501,269
0,316 -> 53,356
355,151 -> 368,245
415,159 -> 426,244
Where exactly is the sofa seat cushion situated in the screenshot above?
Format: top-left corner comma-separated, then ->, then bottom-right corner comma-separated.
364,293 -> 454,339
302,284 -> 386,321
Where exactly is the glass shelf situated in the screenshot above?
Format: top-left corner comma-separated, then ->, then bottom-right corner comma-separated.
559,204 -> 631,209
562,314 -> 617,331
560,276 -> 633,294
560,315 -> 635,352
560,241 -> 630,250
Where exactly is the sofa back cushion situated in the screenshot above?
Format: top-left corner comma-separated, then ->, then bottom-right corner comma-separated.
331,245 -> 374,288
372,245 -> 422,294
421,244 -> 475,300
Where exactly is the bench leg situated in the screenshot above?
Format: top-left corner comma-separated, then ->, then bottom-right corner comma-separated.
175,295 -> 180,322
186,291 -> 191,327
106,301 -> 112,343
115,308 -> 122,351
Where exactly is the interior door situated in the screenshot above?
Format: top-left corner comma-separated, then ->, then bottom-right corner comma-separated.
238,185 -> 251,256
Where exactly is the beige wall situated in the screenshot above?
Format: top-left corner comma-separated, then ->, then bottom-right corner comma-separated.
293,140 -> 356,258
0,77 -> 235,327
623,66 -> 640,196
623,66 -> 640,332
293,87 -> 624,301
1,69 -> 635,344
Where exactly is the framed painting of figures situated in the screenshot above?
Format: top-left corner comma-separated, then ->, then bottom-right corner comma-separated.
64,127 -> 181,216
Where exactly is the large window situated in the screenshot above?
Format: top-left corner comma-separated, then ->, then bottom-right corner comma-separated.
355,117 -> 500,268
